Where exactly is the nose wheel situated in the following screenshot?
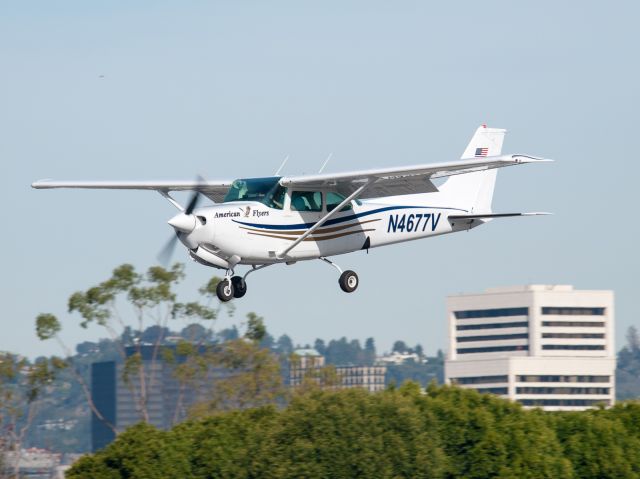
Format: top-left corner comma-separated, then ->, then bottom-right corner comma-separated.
216,278 -> 234,302
231,276 -> 247,298
216,275 -> 248,302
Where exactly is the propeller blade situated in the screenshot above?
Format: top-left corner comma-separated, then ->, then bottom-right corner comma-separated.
157,234 -> 179,266
184,192 -> 200,215
184,175 -> 206,215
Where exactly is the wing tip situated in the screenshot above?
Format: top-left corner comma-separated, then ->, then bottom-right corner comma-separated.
32,179 -> 53,189
512,154 -> 554,163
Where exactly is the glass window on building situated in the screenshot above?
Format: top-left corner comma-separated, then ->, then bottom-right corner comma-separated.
541,307 -> 606,316
517,375 -> 610,383
454,307 -> 529,319
457,345 -> 529,354
541,321 -> 605,327
451,375 -> 508,385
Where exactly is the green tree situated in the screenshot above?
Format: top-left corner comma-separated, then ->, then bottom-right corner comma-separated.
626,326 -> 640,352
35,263 -> 229,429
617,325 -> 640,399
392,340 -> 408,353
67,384 -> 640,479
423,385 -> 572,478
276,334 -> 294,355
314,338 -> 326,355
325,337 -> 363,364
0,353 -> 66,477
364,337 -> 376,365
554,408 -> 640,479
414,343 -> 424,358
67,422 -> 192,479
245,312 -> 266,342
218,325 -> 240,342
190,314 -> 286,415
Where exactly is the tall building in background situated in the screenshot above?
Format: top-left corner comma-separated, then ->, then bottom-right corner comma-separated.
444,285 -> 615,411
91,345 -> 226,452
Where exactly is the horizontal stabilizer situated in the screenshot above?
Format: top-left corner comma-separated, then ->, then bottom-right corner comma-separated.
449,212 -> 551,221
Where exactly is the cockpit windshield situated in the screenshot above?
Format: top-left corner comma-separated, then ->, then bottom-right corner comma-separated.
223,176 -> 285,209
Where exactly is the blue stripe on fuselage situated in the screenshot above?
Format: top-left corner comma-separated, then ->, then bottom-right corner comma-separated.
232,205 -> 467,231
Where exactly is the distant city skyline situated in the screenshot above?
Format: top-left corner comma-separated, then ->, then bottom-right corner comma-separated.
2,1 -> 639,359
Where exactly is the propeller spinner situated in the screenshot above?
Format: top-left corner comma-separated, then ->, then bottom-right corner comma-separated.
157,179 -> 205,265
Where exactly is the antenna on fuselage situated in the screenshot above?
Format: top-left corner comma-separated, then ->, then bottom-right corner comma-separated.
274,155 -> 290,176
318,153 -> 333,174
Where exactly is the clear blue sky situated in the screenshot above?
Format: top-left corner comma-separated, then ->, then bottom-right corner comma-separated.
2,0 -> 638,358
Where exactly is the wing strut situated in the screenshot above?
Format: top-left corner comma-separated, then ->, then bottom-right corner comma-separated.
277,178 -> 377,259
158,191 -> 184,212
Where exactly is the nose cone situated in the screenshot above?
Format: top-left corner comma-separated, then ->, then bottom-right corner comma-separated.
168,213 -> 196,233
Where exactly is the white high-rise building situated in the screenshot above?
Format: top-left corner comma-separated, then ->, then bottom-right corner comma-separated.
444,285 -> 615,411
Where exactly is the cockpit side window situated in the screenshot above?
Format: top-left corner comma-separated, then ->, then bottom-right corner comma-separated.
326,191 -> 353,212
291,191 -> 322,212
223,177 -> 285,209
269,185 -> 286,210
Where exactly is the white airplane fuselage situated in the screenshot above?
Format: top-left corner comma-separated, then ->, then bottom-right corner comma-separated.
186,195 -> 473,268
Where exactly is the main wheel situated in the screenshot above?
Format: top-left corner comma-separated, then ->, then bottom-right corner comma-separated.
231,276 -> 247,298
338,270 -> 359,293
216,280 -> 234,302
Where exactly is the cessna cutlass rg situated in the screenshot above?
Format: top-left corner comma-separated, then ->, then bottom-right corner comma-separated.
32,126 -> 551,302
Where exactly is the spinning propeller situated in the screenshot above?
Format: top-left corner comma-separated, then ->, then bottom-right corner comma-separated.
157,176 -> 206,266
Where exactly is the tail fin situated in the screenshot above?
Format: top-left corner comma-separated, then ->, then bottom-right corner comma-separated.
440,125 -> 507,213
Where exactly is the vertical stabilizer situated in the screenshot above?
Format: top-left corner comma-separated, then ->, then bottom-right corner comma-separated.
440,125 -> 507,213
460,125 -> 506,159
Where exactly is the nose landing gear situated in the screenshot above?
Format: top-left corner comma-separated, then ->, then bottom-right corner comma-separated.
231,276 -> 247,298
216,277 -> 234,302
215,264 -> 272,302
216,275 -> 247,302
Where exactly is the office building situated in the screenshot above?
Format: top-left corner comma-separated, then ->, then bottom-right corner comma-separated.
288,348 -> 326,386
91,345 -> 227,451
289,349 -> 386,392
444,285 -> 615,411
335,365 -> 387,392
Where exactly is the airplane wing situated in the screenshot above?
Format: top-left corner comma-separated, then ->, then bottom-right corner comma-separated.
30,180 -> 234,203
32,154 -> 550,203
280,154 -> 550,199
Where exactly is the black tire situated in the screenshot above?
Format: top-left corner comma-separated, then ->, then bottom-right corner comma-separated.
231,276 -> 247,298
216,280 -> 234,302
339,270 -> 359,293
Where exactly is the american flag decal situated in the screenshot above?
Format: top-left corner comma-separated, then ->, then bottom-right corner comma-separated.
475,147 -> 489,157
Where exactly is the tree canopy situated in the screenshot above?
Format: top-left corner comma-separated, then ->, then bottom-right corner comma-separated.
67,384 -> 640,479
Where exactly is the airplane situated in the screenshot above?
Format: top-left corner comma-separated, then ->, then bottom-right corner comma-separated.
32,125 -> 551,302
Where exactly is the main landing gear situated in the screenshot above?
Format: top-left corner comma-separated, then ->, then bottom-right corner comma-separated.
215,259 -> 359,302
338,270 -> 359,293
320,257 -> 359,293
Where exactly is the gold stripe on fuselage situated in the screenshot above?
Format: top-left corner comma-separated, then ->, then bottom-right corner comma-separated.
247,228 -> 377,242
239,218 -> 380,236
